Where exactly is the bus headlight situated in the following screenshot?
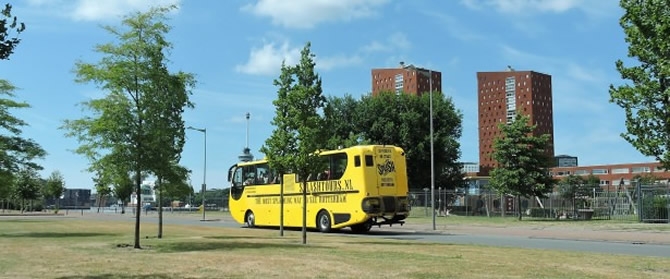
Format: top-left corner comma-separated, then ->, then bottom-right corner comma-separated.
362,197 -> 381,213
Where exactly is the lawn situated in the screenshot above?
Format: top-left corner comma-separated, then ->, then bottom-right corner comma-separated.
0,216 -> 669,278
407,207 -> 670,232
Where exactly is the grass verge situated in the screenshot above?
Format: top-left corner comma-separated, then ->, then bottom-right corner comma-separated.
0,217 -> 669,278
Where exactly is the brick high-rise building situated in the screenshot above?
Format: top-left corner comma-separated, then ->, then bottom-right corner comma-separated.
477,67 -> 554,175
371,62 -> 441,96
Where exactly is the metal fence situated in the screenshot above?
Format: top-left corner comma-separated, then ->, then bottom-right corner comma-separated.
409,183 -> 669,222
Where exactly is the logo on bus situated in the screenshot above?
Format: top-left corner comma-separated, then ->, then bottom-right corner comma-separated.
377,159 -> 396,176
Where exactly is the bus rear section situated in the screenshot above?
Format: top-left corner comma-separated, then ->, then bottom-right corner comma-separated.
360,145 -> 410,227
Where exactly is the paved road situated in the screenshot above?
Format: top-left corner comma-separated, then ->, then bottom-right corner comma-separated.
62,212 -> 670,258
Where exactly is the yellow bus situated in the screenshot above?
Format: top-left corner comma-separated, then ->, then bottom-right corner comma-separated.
227,145 -> 410,233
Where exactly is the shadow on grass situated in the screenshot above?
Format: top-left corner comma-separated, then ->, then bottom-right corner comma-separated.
158,241 -> 327,253
205,235 -> 279,240
0,219 -> 49,223
0,232 -> 118,238
56,274 -> 175,279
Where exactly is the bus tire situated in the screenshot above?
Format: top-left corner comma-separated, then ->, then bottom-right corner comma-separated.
350,220 -> 372,234
245,210 -> 255,228
316,210 -> 332,233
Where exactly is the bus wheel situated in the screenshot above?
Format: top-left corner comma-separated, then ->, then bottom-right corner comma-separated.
350,220 -> 372,234
316,210 -> 332,233
245,211 -> 255,228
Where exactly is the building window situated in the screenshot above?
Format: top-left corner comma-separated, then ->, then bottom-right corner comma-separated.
611,168 -> 629,174
574,169 -> 589,175
631,166 -> 650,173
591,169 -> 608,175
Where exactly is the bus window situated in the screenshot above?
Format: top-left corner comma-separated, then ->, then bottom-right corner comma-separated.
232,167 -> 244,187
256,163 -> 271,184
308,157 -> 329,181
365,155 -> 374,167
243,165 -> 257,185
330,153 -> 347,180
354,155 -> 361,167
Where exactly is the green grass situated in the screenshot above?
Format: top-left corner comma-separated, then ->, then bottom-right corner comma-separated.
0,216 -> 669,278
407,207 -> 670,231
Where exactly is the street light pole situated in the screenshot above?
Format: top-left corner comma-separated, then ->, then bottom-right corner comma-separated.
187,126 -> 207,221
428,69 -> 435,230
402,63 -> 436,230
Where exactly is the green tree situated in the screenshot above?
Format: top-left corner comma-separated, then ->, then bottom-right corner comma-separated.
62,6 -> 193,249
93,175 -> 112,212
633,173 -> 659,185
1,3 -> 25,60
329,91 -> 463,191
584,174 -> 601,194
610,0 -> 670,170
261,42 -> 326,244
42,170 -> 66,212
112,172 -> 134,214
488,114 -> 555,220
12,168 -> 41,212
0,6 -> 46,205
558,174 -> 589,216
155,163 -> 191,238
322,94 -> 366,149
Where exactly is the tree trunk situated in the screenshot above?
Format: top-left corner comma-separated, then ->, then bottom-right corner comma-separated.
134,169 -> 142,249
517,195 -> 522,221
158,176 -> 163,239
302,179 -> 307,245
97,195 -> 102,213
279,172 -> 284,237
572,195 -> 577,220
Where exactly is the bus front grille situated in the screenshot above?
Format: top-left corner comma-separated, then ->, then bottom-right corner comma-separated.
382,196 -> 396,213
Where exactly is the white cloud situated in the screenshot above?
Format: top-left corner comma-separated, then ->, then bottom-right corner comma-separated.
26,0 -> 181,21
461,0 -> 618,17
361,32 -> 412,53
241,0 -> 390,29
235,41 -> 361,75
235,42 -> 301,76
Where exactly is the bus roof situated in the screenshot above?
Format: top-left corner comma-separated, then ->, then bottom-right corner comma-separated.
235,145 -> 402,166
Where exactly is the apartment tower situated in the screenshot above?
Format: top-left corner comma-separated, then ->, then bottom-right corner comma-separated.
477,66 -> 554,175
371,62 -> 442,96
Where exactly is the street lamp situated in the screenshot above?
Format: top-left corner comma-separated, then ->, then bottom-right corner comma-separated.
403,63 -> 435,230
187,126 -> 207,221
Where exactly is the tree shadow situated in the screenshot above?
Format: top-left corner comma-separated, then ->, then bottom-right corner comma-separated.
204,235 -> 277,240
0,232 -> 118,238
56,274 -> 176,279
158,241 -> 327,253
0,219 -> 48,223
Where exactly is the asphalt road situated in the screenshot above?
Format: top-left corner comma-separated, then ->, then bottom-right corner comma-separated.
69,212 -> 670,258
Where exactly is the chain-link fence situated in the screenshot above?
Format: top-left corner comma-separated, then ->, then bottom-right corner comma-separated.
408,183 -> 669,222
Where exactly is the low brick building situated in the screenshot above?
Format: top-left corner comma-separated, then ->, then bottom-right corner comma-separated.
550,162 -> 669,191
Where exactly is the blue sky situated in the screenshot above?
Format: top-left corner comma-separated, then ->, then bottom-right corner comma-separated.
0,0 -> 654,191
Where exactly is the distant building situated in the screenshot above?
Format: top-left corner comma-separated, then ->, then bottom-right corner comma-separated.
130,180 -> 157,206
56,188 -> 92,209
460,162 -> 480,174
477,67 -> 555,175
555,155 -> 578,167
371,62 -> 442,96
550,162 -> 669,190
